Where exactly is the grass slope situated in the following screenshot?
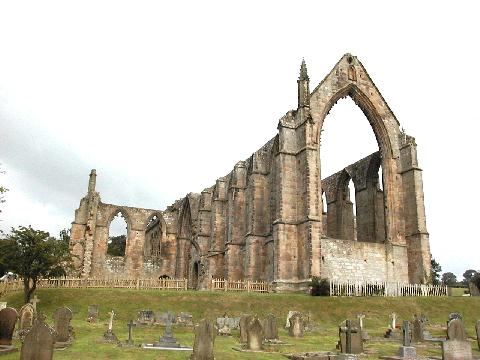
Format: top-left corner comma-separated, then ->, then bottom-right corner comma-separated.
1,289 -> 479,359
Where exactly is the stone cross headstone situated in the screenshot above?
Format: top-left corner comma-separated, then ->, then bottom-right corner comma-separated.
447,318 -> 467,341
357,314 -> 365,330
339,320 -> 360,354
246,316 -> 263,351
191,319 -> 215,360
289,313 -> 304,338
30,295 -> 40,313
442,339 -> 473,360
264,314 -> 278,341
239,314 -> 252,343
0,303 -> 6,310
398,320 -> 416,359
19,303 -> 35,332
87,305 -> 99,323
412,316 -> 424,342
390,312 -> 397,329
0,307 -> 18,346
127,320 -> 136,345
476,320 -> 480,351
53,307 -> 73,343
20,315 -> 55,360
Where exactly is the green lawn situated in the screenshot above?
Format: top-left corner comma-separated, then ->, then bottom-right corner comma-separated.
1,289 -> 479,359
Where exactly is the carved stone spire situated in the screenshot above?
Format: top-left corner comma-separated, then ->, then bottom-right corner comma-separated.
88,169 -> 97,194
298,59 -> 310,108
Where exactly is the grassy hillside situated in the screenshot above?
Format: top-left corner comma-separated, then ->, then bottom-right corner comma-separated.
1,289 -> 479,359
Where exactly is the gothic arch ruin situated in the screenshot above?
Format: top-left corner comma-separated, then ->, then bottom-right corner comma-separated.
70,54 -> 431,291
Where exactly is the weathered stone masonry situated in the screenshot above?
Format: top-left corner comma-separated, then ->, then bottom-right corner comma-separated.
70,54 -> 431,291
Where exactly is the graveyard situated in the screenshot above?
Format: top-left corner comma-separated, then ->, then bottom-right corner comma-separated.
0,288 -> 479,359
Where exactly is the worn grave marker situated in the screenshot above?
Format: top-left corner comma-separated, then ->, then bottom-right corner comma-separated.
86,305 -> 99,323
264,313 -> 278,341
191,319 -> 215,360
246,316 -> 263,351
442,339 -> 472,360
20,315 -> 55,360
53,307 -> 73,343
339,320 -> 362,354
289,313 -> 304,338
0,307 -> 18,346
447,318 -> 467,341
239,314 -> 252,343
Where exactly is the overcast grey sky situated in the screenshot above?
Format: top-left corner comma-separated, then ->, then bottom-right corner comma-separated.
0,1 -> 478,279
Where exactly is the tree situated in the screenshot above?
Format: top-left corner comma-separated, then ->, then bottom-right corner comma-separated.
0,226 -> 72,303
462,269 -> 478,285
430,257 -> 442,285
471,272 -> 480,290
441,272 -> 457,286
107,235 -> 126,256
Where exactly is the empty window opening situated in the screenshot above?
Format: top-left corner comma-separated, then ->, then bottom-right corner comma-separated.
107,212 -> 127,257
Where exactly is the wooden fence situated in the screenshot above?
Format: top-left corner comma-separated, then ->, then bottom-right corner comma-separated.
0,278 -> 188,297
211,278 -> 271,293
329,280 -> 448,297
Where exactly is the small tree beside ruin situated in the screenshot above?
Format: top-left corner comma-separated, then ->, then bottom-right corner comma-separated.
0,226 -> 72,303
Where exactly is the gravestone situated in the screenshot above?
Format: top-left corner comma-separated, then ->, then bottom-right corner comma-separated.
398,320 -> 416,359
53,307 -> 73,343
264,314 -> 278,341
190,319 -> 215,360
286,311 -> 301,328
469,282 -> 480,296
356,314 -> 369,341
0,307 -> 18,346
0,303 -> 6,310
239,314 -> 252,343
19,304 -> 35,332
177,312 -> 193,327
339,320 -> 362,354
411,316 -> 424,342
216,316 -> 240,330
86,305 -> 99,323
103,310 -> 118,342
20,315 -> 55,360
154,311 -> 180,348
126,320 -> 136,345
390,313 -> 397,329
289,313 -> 304,338
246,316 -> 263,351
447,318 -> 467,341
137,309 -> 155,325
476,320 -> 480,351
442,339 -> 472,360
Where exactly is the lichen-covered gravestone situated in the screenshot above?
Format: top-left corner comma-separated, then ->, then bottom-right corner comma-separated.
442,339 -> 472,360
264,314 -> 278,341
53,307 -> 73,343
339,319 -> 362,354
239,314 -> 252,343
0,307 -> 18,346
20,316 -> 55,360
289,313 -> 304,338
19,304 -> 35,332
246,316 -> 263,351
411,316 -> 424,342
190,319 -> 215,360
447,318 -> 467,341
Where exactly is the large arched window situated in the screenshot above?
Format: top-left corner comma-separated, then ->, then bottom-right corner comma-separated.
107,211 -> 128,257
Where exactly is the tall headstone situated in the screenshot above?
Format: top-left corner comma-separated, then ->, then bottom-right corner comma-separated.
53,307 -> 73,343
447,318 -> 467,341
19,304 -> 35,332
126,320 -> 136,346
412,316 -> 424,342
20,315 -> 55,360
86,305 -> 99,323
357,314 -> 365,330
264,314 -> 278,341
0,307 -> 18,346
442,339 -> 472,360
191,319 -> 215,360
246,316 -> 263,351
289,313 -> 304,338
339,320 -> 362,354
398,320 -> 416,359
103,310 -> 118,342
475,320 -> 480,351
390,313 -> 397,329
239,314 -> 252,343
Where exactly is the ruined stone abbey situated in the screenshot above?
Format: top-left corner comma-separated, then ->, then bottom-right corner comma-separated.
69,54 -> 431,291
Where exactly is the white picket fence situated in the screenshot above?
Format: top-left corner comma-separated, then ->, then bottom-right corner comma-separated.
329,280 -> 448,297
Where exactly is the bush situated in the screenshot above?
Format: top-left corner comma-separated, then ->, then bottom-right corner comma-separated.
309,276 -> 330,296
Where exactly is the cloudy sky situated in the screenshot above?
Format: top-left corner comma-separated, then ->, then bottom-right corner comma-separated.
0,1 -> 478,279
